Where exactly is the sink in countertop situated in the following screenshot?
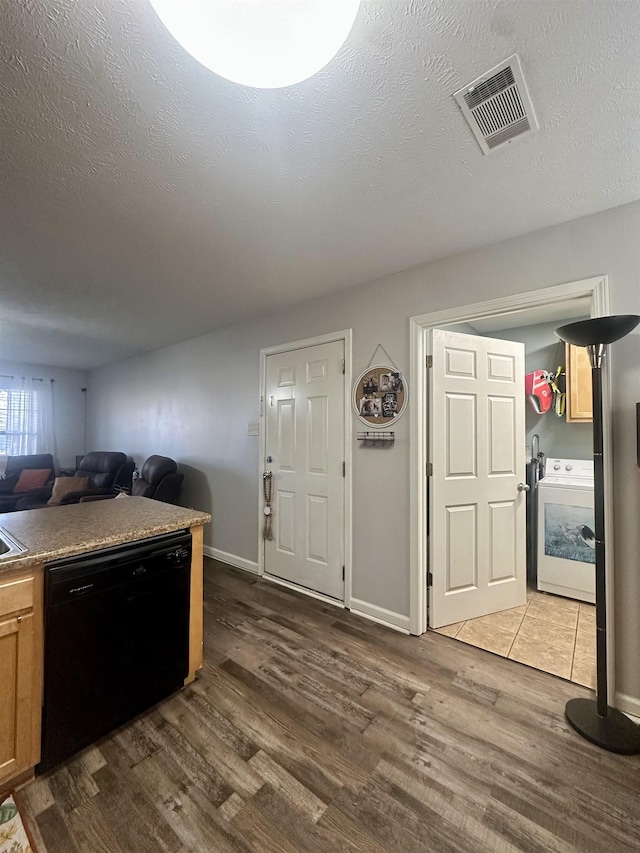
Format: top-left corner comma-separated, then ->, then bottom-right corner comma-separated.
0,527 -> 27,560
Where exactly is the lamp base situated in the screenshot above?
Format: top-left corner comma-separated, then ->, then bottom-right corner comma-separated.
565,698 -> 640,754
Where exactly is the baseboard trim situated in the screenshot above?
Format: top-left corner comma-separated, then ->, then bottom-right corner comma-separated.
349,598 -> 410,634
206,548 -> 412,636
615,691 -> 640,723
204,546 -> 259,575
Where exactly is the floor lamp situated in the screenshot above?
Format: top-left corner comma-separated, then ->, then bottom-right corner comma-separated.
555,315 -> 640,754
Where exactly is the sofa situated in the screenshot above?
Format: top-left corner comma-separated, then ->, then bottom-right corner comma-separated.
15,451 -> 134,510
0,453 -> 56,513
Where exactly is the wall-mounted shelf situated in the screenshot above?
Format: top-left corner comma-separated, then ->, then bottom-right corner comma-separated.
357,431 -> 395,446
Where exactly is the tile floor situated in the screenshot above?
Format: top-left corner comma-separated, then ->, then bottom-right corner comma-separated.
434,589 -> 596,687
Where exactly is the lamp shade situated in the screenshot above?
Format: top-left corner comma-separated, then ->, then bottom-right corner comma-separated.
555,315 -> 640,347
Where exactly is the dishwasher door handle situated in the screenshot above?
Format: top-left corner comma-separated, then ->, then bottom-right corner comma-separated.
69,583 -> 95,595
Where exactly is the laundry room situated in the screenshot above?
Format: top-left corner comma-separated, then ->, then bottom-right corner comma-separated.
432,305 -> 596,688
500,320 -> 593,460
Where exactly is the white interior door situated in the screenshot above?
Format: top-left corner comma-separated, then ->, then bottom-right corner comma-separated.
264,340 -> 345,600
429,329 -> 526,628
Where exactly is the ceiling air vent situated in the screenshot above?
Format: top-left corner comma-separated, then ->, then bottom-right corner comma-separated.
453,54 -> 538,155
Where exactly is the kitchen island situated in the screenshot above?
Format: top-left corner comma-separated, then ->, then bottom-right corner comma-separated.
0,497 -> 211,795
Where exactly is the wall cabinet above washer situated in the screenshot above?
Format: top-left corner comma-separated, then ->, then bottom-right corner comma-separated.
565,343 -> 593,423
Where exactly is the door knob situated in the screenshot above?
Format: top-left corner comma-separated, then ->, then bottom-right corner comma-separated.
517,482 -> 530,492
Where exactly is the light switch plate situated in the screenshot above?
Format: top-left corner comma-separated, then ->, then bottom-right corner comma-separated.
247,422 -> 260,436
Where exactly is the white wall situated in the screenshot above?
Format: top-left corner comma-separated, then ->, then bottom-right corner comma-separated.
0,359 -> 87,468
87,200 -> 640,702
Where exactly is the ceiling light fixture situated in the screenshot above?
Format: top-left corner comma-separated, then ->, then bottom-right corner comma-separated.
149,0 -> 361,89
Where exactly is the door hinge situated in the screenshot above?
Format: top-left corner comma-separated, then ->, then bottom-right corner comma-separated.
427,571 -> 433,587
341,358 -> 345,375
426,462 -> 433,476
426,355 -> 433,368
342,565 -> 345,581
342,461 -> 346,477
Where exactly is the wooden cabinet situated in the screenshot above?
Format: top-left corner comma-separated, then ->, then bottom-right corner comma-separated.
565,343 -> 593,423
187,523 -> 204,684
0,568 -> 43,791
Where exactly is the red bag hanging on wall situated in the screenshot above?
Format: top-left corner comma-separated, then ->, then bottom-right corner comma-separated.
525,370 -> 553,415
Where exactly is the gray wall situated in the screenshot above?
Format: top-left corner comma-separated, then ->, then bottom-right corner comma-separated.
0,359 -> 87,468
87,200 -> 640,702
492,321 -> 593,461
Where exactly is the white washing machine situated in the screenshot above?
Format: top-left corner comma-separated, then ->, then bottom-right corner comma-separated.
537,457 -> 595,603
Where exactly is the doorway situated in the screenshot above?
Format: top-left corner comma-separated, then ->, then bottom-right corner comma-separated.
410,277 -> 609,689
258,330 -> 352,604
430,320 -> 594,688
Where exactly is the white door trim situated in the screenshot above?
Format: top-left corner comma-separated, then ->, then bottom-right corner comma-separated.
409,277 -> 615,691
258,329 -> 353,608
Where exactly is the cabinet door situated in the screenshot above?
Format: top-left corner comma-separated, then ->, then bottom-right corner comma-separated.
0,612 -> 35,783
566,343 -> 593,423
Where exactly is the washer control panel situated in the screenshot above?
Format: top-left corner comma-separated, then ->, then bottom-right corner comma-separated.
545,458 -> 593,480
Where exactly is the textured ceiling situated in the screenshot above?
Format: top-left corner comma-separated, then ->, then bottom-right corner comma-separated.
1,0 -> 639,369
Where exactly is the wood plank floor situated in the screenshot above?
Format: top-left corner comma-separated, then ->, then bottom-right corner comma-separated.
21,559 -> 640,853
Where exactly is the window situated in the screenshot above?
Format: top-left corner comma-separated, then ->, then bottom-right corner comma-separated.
0,378 -> 53,456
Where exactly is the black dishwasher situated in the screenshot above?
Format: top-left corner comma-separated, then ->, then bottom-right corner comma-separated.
39,530 -> 191,772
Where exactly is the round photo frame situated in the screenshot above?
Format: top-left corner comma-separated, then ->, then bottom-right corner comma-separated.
353,364 -> 408,427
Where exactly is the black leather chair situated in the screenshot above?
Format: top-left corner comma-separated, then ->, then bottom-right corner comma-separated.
69,451 -> 130,498
16,452 -> 133,509
131,455 -> 183,504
